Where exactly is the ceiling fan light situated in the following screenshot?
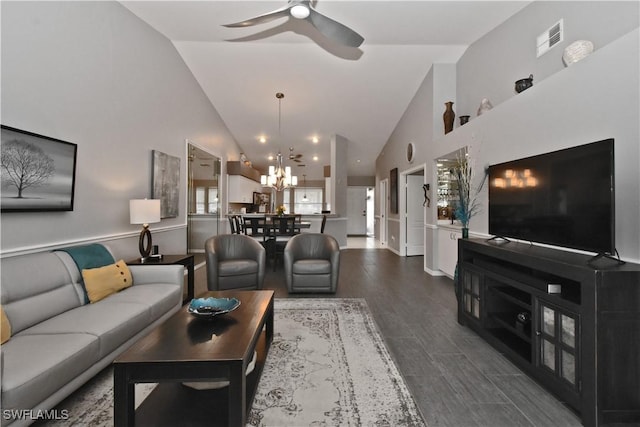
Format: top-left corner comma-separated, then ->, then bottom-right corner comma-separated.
290,5 -> 310,19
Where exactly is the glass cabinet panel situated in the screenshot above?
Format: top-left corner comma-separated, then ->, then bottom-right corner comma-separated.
562,351 -> 575,384
561,314 -> 575,348
462,270 -> 481,320
543,306 -> 555,336
537,301 -> 579,390
541,339 -> 556,370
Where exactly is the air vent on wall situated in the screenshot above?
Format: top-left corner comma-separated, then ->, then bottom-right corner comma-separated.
536,19 -> 563,57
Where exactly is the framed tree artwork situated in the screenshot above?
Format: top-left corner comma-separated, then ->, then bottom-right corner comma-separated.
390,167 -> 398,214
1,125 -> 77,212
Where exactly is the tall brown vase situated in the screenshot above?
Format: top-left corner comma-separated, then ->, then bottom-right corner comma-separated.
443,101 -> 455,134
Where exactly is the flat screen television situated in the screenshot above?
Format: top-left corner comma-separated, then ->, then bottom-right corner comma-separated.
488,139 -> 614,255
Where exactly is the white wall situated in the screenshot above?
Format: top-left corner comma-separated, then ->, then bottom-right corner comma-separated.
1,2 -> 241,257
376,1 -> 640,264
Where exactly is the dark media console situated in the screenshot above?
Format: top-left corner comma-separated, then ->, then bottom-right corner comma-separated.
457,238 -> 640,427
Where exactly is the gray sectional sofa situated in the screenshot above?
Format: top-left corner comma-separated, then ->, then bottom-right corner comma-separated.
0,244 -> 184,426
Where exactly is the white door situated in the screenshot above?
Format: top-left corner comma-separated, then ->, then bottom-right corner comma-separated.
347,187 -> 367,235
406,174 -> 424,256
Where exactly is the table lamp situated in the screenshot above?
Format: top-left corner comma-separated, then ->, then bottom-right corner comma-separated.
129,199 -> 161,261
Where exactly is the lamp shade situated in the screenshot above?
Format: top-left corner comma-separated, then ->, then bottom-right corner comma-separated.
130,199 -> 161,225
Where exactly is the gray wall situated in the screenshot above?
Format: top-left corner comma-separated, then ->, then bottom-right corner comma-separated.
457,1 -> 640,120
376,1 -> 639,264
1,1 -> 242,257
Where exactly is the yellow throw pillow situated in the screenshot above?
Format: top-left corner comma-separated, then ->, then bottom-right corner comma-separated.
82,260 -> 133,303
1,305 -> 11,344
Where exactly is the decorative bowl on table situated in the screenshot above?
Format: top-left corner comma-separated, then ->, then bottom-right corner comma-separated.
188,297 -> 241,319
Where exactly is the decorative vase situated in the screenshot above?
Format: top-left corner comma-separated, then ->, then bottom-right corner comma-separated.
443,102 -> 455,134
563,40 -> 594,66
515,74 -> 534,93
459,115 -> 470,126
477,98 -> 493,116
462,227 -> 469,239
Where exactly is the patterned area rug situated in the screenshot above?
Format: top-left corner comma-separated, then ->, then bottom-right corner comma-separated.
249,298 -> 424,426
38,298 -> 425,426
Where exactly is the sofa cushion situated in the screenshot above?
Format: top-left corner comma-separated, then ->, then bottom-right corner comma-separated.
21,300 -> 150,359
1,252 -> 83,335
1,333 -> 99,411
82,260 -> 133,303
293,259 -> 332,275
104,284 -> 181,323
1,305 -> 11,344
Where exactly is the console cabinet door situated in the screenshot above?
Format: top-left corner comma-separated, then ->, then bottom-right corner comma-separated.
460,266 -> 483,322
535,300 -> 580,394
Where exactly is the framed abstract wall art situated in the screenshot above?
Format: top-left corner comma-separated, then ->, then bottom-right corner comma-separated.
152,150 -> 180,218
390,167 -> 398,214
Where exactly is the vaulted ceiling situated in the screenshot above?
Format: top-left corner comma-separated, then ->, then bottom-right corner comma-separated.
121,1 -> 530,179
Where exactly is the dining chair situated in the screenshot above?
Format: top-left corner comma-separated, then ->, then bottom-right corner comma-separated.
293,214 -> 302,233
270,215 -> 297,271
228,215 -> 239,234
320,215 -> 327,233
234,215 -> 245,234
242,215 -> 267,241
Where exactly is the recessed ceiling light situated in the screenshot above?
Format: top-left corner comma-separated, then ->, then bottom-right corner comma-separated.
356,159 -> 361,163
312,136 -> 319,144
268,155 -> 274,161
259,136 -> 266,143
313,156 -> 318,161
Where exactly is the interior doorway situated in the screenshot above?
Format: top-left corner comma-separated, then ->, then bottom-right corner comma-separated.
347,186 -> 368,235
399,164 -> 426,256
366,187 -> 374,236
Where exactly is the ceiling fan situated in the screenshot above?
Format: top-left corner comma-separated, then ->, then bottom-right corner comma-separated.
222,0 -> 364,48
289,147 -> 303,162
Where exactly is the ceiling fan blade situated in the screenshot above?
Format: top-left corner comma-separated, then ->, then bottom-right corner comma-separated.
307,8 -> 364,47
222,5 -> 291,28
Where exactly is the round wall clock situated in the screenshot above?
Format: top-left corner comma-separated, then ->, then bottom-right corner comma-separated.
407,142 -> 415,162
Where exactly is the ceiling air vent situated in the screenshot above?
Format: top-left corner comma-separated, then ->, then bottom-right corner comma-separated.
536,19 -> 563,57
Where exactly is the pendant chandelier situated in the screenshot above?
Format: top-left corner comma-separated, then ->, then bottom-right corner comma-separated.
261,92 -> 297,191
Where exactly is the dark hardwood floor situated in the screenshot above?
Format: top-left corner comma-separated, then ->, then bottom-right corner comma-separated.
193,248 -> 583,427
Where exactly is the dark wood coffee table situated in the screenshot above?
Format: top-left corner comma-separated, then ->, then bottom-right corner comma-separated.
113,290 -> 274,427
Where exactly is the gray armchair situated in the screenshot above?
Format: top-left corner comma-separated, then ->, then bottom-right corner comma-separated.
205,234 -> 266,291
284,233 -> 340,293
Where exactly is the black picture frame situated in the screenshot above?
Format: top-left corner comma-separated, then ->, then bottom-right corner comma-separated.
1,125 -> 77,212
253,191 -> 262,205
390,167 -> 398,214
253,191 -> 270,212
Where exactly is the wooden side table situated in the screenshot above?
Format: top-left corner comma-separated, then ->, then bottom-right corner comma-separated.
127,254 -> 195,304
